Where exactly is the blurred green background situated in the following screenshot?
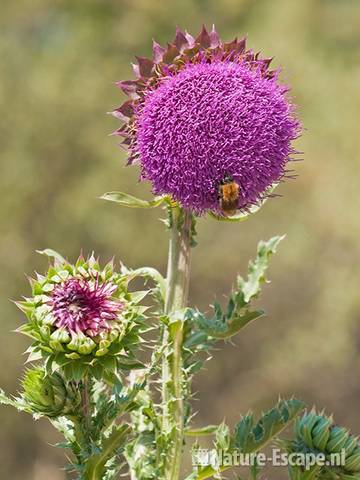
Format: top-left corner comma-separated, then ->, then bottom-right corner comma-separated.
1,0 -> 360,478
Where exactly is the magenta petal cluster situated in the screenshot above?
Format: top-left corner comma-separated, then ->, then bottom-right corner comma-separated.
113,25 -> 300,214
50,278 -> 123,337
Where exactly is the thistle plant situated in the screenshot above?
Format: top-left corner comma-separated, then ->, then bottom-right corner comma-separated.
1,25 -> 356,480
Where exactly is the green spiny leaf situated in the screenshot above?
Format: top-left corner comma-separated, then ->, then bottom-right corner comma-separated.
185,236 -> 283,347
239,235 -> 285,303
235,398 -> 305,453
0,389 -> 30,413
193,308 -> 265,340
189,399 -> 305,480
84,424 -> 131,480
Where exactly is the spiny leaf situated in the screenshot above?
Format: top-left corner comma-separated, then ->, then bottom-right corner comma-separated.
209,204 -> 262,223
189,399 -> 305,480
84,425 -> 131,480
0,389 -> 16,407
239,235 -> 285,303
185,236 -> 284,344
192,308 -> 265,340
234,398 -> 305,452
0,389 -> 30,413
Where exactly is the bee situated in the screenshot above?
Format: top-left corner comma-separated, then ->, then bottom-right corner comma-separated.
218,175 -> 240,216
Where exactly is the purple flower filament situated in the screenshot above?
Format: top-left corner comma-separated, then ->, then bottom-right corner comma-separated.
137,61 -> 299,213
50,278 -> 123,337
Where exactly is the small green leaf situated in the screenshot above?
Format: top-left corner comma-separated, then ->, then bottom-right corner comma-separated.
126,267 -> 166,304
185,425 -> 219,437
185,360 -> 204,374
216,422 -> 231,450
25,350 -> 43,363
99,356 -> 117,372
183,330 -> 209,349
62,362 -> 87,381
0,389 -> 15,407
129,290 -> 149,304
117,360 -> 146,370
209,208 -> 259,223
101,192 -> 168,209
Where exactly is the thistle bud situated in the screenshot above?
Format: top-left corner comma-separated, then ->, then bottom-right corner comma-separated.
22,367 -> 79,418
17,253 -> 146,380
288,410 -> 360,478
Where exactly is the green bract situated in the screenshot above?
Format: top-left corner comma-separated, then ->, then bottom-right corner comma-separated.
16,252 -> 147,381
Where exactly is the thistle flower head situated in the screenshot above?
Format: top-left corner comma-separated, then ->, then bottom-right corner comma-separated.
113,25 -> 300,215
17,252 -> 146,380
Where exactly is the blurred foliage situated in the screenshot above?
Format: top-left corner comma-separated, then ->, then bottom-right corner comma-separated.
1,0 -> 360,478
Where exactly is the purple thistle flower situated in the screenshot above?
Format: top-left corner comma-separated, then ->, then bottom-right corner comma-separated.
50,277 -> 123,337
113,25 -> 301,214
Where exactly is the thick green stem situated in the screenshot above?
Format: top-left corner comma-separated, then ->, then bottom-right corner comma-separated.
162,207 -> 192,480
80,377 -> 92,454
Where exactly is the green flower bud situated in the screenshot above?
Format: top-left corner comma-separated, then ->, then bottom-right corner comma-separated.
22,367 -> 79,417
290,411 -> 360,479
16,252 -> 147,380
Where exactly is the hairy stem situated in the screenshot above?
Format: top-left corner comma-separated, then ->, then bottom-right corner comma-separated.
80,377 -> 92,455
162,207 -> 192,480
